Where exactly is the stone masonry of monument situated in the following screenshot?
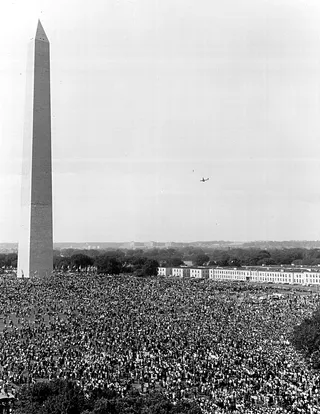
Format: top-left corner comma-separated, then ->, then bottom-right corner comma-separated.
17,21 -> 53,278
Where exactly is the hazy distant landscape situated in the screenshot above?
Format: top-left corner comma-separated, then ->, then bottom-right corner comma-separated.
3,240 -> 320,254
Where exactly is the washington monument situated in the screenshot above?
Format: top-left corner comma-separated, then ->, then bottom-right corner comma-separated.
17,21 -> 53,278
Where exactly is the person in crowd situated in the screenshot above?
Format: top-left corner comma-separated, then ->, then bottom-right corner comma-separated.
0,273 -> 319,413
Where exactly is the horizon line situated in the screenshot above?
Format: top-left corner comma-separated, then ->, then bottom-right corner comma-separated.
1,239 -> 320,245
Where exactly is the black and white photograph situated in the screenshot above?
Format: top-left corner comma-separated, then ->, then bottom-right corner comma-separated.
1,0 -> 320,412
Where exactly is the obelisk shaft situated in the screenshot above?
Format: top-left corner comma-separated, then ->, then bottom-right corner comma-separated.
17,21 -> 53,278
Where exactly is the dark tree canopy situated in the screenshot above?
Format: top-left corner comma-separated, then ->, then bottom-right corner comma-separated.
291,308 -> 320,369
0,252 -> 18,268
193,254 -> 210,266
14,381 -> 201,414
165,257 -> 185,267
71,254 -> 94,272
94,255 -> 122,275
53,255 -> 71,271
141,259 -> 160,277
5,246 -> 320,273
15,379 -> 86,414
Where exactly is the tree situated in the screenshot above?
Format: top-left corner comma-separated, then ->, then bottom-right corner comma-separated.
15,379 -> 86,414
54,256 -> 71,271
74,249 -> 101,259
99,250 -> 125,260
61,248 -> 77,257
211,251 -> 230,267
124,256 -> 147,275
193,254 -> 209,266
95,255 -> 122,275
228,257 -> 242,267
172,400 -> 201,414
165,257 -> 184,267
165,248 -> 178,257
141,259 -> 159,276
255,250 -> 271,265
71,254 -> 94,272
291,308 -> 320,368
15,381 -> 201,414
88,398 -> 117,414
114,391 -> 200,414
4,253 -> 18,268
86,388 -> 118,413
0,254 -> 6,268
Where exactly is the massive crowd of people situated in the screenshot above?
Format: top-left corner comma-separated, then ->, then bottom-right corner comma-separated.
0,273 -> 320,413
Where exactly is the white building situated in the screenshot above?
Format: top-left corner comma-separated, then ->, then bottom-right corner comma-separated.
158,266 -> 320,286
190,267 -> 210,279
172,267 -> 190,278
210,268 -> 248,281
157,267 -> 172,276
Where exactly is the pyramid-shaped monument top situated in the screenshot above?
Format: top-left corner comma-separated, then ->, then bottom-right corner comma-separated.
35,20 -> 49,42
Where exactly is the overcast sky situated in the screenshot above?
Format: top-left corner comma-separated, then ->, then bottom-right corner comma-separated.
1,0 -> 320,242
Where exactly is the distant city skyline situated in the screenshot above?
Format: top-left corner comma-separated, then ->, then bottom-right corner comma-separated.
3,239 -> 320,248
2,0 -> 320,242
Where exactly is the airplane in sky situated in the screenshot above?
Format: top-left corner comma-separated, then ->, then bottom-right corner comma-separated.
200,177 -> 209,182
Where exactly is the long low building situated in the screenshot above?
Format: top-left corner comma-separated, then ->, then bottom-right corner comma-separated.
157,266 -> 320,286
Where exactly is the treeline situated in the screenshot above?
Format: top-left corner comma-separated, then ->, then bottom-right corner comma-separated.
53,250 -> 159,276
206,248 -> 320,267
141,247 -> 320,267
3,247 -> 320,275
52,247 -> 320,272
177,247 -> 320,267
0,253 -> 17,270
14,379 -> 201,414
